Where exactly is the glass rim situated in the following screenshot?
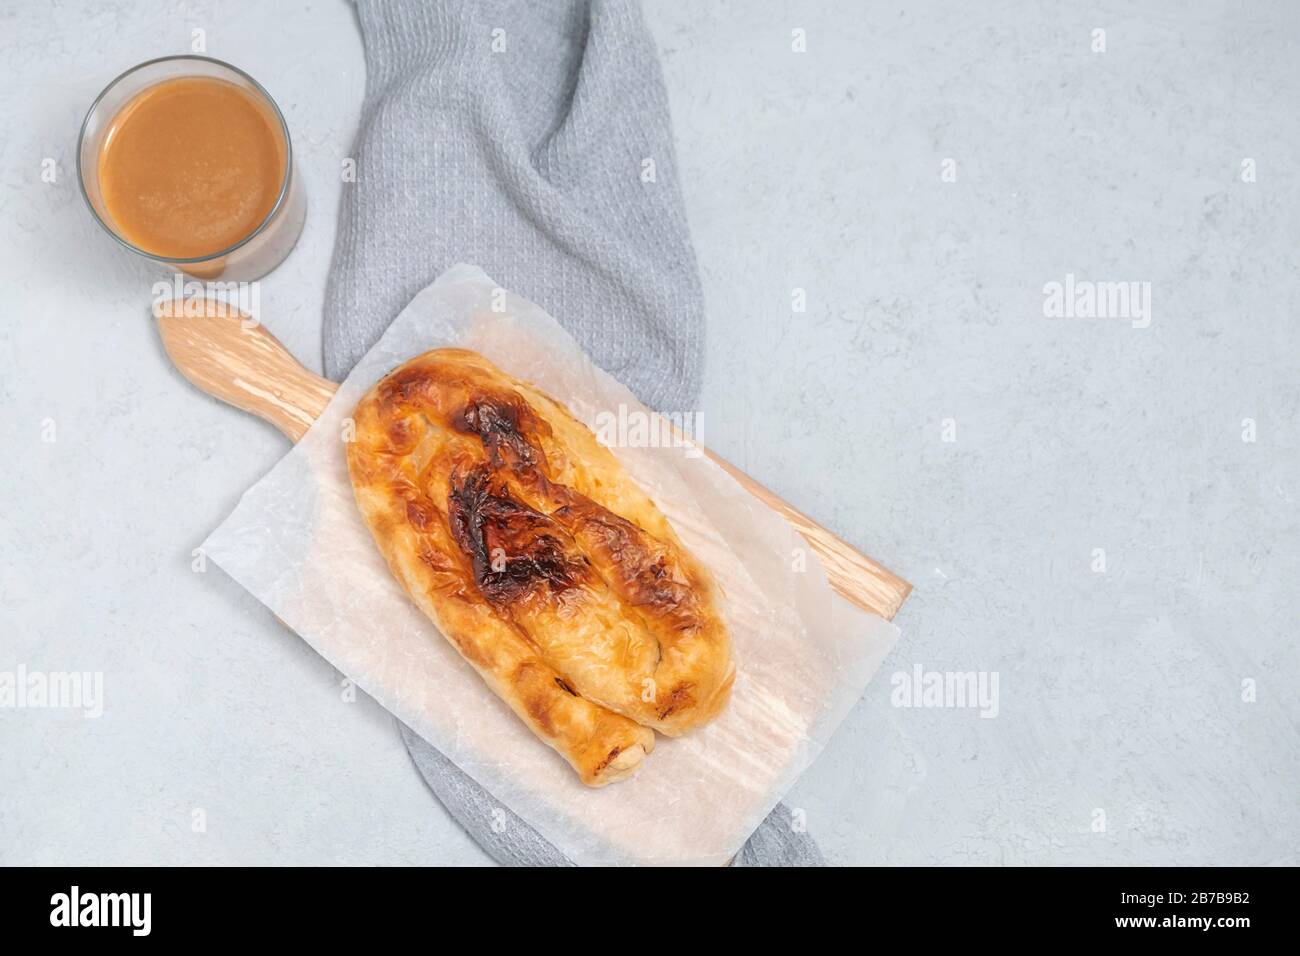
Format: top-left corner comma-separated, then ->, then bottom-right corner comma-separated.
76,54 -> 295,266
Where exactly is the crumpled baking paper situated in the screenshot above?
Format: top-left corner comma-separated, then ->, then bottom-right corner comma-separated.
202,264 -> 900,866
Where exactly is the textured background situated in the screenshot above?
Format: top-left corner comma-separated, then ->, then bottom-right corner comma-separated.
1,0 -> 1296,865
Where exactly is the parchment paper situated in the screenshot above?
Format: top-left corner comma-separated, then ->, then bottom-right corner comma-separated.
202,264 -> 900,866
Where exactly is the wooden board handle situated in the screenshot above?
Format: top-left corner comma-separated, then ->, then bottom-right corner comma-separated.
156,301 -> 910,619
156,300 -> 333,443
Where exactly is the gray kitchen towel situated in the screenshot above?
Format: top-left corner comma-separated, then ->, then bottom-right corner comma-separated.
327,0 -> 823,867
323,0 -> 702,410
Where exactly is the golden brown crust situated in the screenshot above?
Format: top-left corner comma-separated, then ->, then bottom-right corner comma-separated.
346,348 -> 733,785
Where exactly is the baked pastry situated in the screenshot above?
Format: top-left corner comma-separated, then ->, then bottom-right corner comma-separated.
346,349 -> 734,785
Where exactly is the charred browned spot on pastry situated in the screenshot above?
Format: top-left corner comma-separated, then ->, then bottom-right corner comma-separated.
630,555 -> 695,611
418,547 -> 455,574
594,745 -> 623,774
657,683 -> 694,720
405,498 -> 437,532
452,392 -> 546,470
447,467 -> 587,606
555,504 -> 700,622
378,366 -> 435,407
554,676 -> 578,696
385,416 -> 412,450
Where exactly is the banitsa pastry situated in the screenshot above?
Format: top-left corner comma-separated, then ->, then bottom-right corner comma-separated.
347,349 -> 733,785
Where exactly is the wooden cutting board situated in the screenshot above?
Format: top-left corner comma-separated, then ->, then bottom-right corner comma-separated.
156,300 -> 911,620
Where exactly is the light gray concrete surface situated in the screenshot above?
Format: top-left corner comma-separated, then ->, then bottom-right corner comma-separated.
1,0 -> 1296,865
